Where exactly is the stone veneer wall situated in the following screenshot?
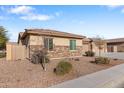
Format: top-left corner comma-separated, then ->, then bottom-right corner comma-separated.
48,46 -> 83,58
29,45 -> 83,58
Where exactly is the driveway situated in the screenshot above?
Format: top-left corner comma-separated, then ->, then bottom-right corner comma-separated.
96,52 -> 124,60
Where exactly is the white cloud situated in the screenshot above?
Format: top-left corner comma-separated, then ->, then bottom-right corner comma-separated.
8,6 -> 53,21
9,6 -> 34,14
20,14 -> 52,21
1,5 -> 59,21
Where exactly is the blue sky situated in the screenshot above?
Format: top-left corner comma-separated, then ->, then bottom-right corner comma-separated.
0,5 -> 124,42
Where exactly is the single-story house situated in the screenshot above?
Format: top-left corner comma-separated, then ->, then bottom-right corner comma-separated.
89,38 -> 107,53
17,29 -> 92,59
106,38 -> 124,52
7,28 -> 110,61
82,38 -> 92,52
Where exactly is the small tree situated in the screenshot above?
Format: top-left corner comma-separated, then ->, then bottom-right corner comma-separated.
94,36 -> 106,57
31,48 -> 50,71
0,26 -> 9,50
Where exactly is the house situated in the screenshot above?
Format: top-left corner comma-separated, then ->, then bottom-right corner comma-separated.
17,29 -> 92,59
89,38 -> 107,54
7,28 -> 112,61
82,38 -> 92,52
106,38 -> 124,52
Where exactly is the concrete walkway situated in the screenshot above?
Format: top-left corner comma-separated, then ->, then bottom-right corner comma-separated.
51,64 -> 124,88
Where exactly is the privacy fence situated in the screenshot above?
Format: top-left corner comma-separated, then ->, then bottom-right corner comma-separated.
6,42 -> 27,61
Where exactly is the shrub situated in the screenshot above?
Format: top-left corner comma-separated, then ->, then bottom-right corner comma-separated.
31,49 -> 50,64
54,60 -> 72,75
85,51 -> 95,57
0,52 -> 6,58
31,49 -> 50,71
94,57 -> 110,64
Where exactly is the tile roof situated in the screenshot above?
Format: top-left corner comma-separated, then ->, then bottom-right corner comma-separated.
21,29 -> 85,39
106,38 -> 124,43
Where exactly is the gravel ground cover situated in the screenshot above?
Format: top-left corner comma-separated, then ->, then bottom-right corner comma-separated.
0,57 -> 123,88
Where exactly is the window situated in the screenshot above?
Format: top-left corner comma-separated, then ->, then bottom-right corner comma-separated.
44,38 -> 53,50
70,40 -> 76,50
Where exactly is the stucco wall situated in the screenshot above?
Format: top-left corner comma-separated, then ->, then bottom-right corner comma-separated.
83,43 -> 91,52
29,35 -> 43,45
92,42 -> 107,53
29,35 -> 82,46
54,37 -> 82,46
28,35 -> 84,58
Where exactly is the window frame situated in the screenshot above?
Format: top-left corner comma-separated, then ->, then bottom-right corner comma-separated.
70,39 -> 76,50
44,37 -> 54,51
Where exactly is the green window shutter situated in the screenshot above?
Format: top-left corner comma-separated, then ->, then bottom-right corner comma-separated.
70,40 -> 76,50
73,40 -> 76,50
70,40 -> 72,50
49,38 -> 53,50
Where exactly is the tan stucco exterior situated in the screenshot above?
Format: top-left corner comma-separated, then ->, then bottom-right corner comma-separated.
29,35 -> 43,45
83,44 -> 91,52
29,35 -> 82,46
92,42 -> 107,53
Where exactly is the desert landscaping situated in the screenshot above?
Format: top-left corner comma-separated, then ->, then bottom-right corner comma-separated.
0,56 -> 123,88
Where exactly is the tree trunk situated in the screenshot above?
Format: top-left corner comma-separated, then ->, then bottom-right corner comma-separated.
43,57 -> 46,71
99,49 -> 101,57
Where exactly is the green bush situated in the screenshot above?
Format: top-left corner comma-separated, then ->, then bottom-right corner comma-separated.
85,51 -> 95,57
54,60 -> 72,75
0,52 -> 6,58
94,57 -> 110,64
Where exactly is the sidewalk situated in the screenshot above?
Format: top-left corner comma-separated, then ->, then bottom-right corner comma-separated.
51,64 -> 124,88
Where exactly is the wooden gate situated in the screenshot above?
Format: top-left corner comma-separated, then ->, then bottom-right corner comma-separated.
6,42 -> 27,61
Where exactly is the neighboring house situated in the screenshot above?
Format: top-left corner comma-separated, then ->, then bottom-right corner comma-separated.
17,29 -> 91,59
82,38 -> 92,52
106,38 -> 124,52
90,38 -> 107,54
